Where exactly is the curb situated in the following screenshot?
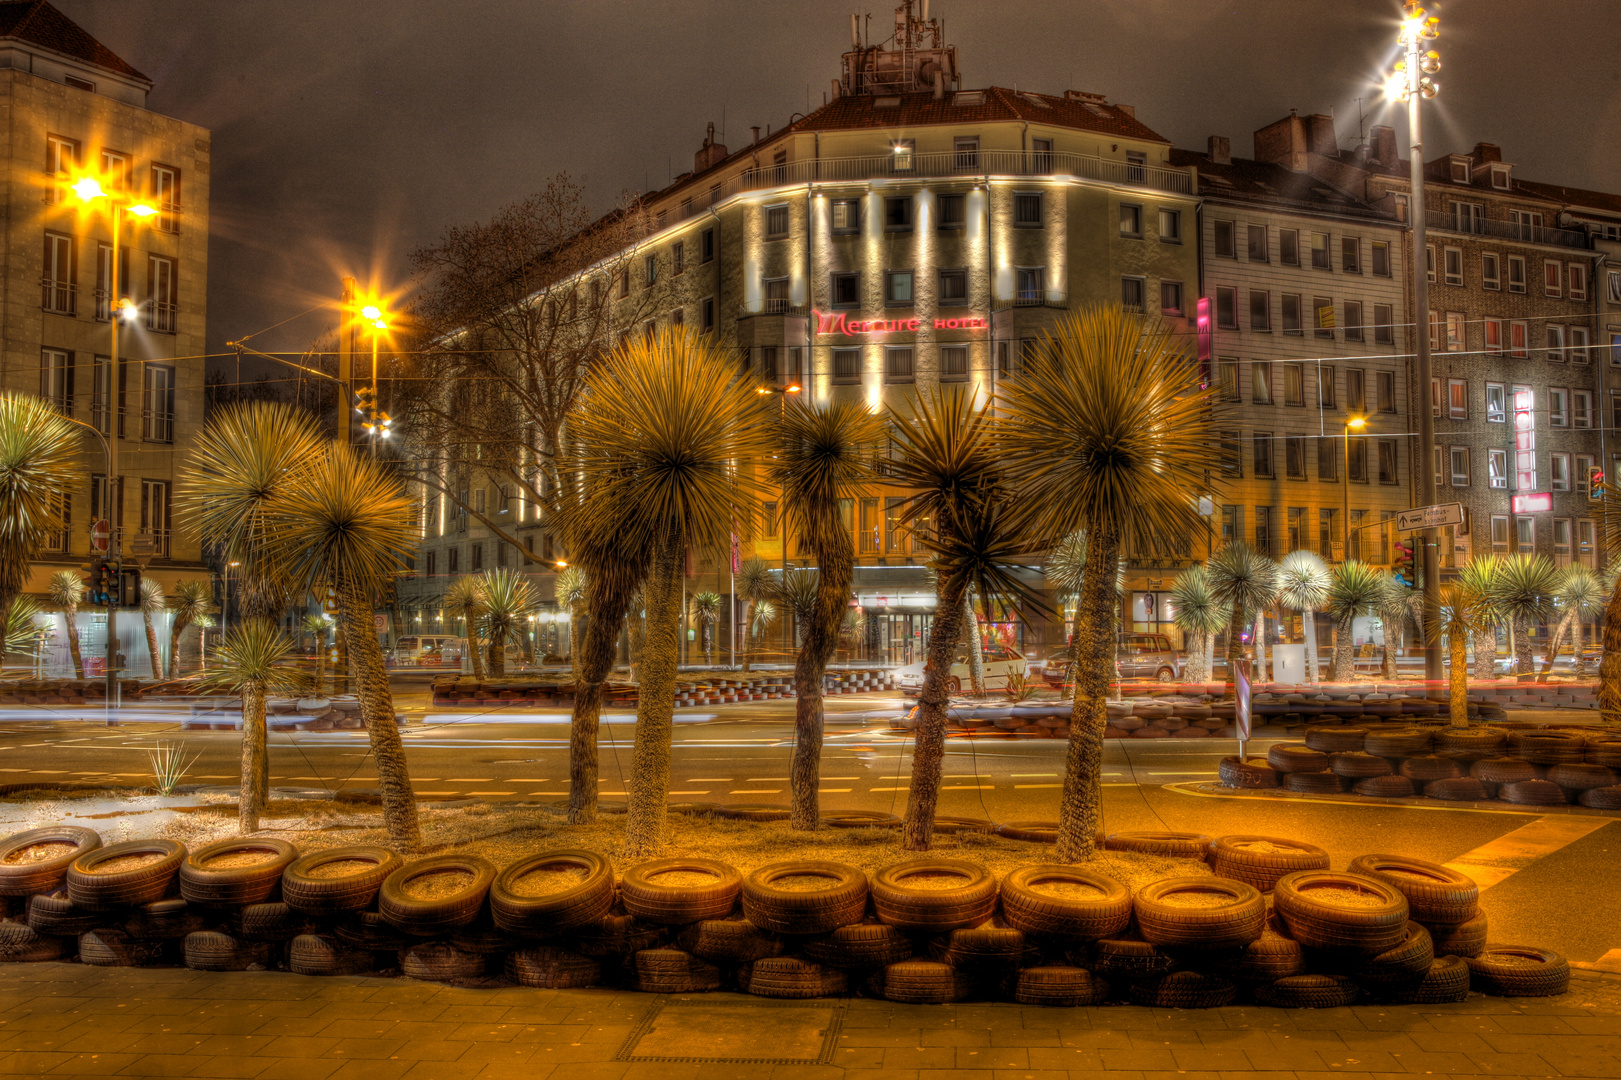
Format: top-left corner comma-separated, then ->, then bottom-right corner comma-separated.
1165,779 -> 1621,817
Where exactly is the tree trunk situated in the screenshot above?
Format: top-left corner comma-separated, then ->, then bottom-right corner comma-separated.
312,636 -> 325,697
789,537 -> 853,833
1537,609 -> 1575,682
488,626 -> 506,677
63,609 -> 84,679
143,612 -> 163,680
963,589 -> 985,694
1222,604 -> 1248,700
1331,612 -> 1355,681
1057,522 -> 1120,864
334,622 -> 350,694
1252,610 -> 1267,684
570,606 -> 584,685
1473,625 -> 1496,681
1601,589 -> 1621,723
740,600 -> 753,672
567,573 -> 635,825
519,622 -> 534,666
1381,618 -> 1400,680
239,683 -> 266,834
167,617 -> 191,679
1448,627 -> 1469,726
464,623 -> 484,680
899,577 -> 969,852
624,528 -> 684,859
337,578 -> 419,850
1513,613 -> 1534,678
1301,606 -> 1320,684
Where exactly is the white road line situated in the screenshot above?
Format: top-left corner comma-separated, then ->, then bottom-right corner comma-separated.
941,784 -> 994,790
446,778 -> 492,782
730,789 -> 780,794
689,778 -> 732,782
1012,773 -> 1056,778
746,777 -> 789,782
819,788 -> 852,793
1015,784 -> 1062,789
1444,815 -> 1613,890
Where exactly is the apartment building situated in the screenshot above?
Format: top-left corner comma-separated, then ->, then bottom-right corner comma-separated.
0,2 -> 210,668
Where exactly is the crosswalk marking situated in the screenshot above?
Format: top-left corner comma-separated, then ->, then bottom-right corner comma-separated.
1444,815 -> 1612,890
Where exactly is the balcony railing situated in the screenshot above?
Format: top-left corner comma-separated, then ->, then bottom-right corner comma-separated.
1426,211 -> 1591,250
738,297 -> 800,317
40,278 -> 75,315
999,289 -> 1067,310
146,301 -> 177,333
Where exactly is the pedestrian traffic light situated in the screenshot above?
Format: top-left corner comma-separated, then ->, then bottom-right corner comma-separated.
1393,540 -> 1414,586
88,558 -> 117,606
1590,465 -> 1604,501
353,386 -> 392,439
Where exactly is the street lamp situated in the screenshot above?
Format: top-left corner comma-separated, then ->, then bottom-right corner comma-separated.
71,174 -> 158,711
1386,2 -> 1444,690
358,301 -> 392,454
1344,417 -> 1366,559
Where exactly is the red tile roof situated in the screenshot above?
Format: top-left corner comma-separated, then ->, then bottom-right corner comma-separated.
795,85 -> 1169,143
1514,178 -> 1621,217
0,0 -> 148,83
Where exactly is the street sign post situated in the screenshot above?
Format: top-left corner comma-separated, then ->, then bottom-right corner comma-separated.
129,533 -> 156,557
1396,502 -> 1464,531
90,519 -> 109,553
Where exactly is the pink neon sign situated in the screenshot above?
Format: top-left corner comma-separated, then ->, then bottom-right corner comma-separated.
813,309 -> 988,337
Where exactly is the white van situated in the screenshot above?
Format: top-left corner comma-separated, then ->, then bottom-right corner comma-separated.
392,634 -> 464,667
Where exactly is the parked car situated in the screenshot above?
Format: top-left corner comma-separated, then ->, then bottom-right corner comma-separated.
895,643 -> 1028,696
1041,633 -> 1183,686
391,634 -> 464,667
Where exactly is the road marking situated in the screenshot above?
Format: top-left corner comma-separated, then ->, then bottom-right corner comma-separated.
466,791 -> 515,796
1012,773 -> 1056,778
1444,815 -> 1612,890
822,776 -> 858,780
412,791 -> 460,796
1015,784 -> 1062,789
871,786 -> 908,792
446,778 -> 492,782
668,791 -> 710,795
942,784 -> 994,790
689,778 -> 732,782
747,777 -> 789,781
819,788 -> 852,793
600,791 -> 628,796
28,770 -> 67,774
731,789 -> 780,794
506,778 -> 550,782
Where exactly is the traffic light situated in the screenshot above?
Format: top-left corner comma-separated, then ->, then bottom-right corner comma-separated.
118,565 -> 141,608
1590,465 -> 1604,501
1393,540 -> 1415,587
354,387 -> 392,439
88,558 -> 117,606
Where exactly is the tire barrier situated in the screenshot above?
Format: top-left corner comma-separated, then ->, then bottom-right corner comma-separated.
0,826 -> 1574,1005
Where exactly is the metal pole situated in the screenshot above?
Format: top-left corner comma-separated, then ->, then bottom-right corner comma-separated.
1343,423 -> 1351,560
339,276 -> 356,447
106,210 -> 120,719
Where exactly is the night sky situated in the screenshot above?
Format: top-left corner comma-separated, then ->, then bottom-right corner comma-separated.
51,0 -> 1621,385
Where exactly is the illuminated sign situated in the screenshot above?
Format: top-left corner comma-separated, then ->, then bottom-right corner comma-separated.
813,309 -> 988,337
1195,296 -> 1212,387
1511,493 -> 1551,513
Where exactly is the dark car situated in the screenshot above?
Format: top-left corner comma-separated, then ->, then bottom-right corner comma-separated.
1041,633 -> 1183,686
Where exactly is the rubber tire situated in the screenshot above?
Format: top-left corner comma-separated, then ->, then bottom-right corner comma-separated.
1012,965 -> 1109,1006
1000,865 -> 1132,941
1219,757 -> 1278,789
675,917 -> 784,963
1471,757 -> 1540,784
1435,729 -> 1507,756
1509,732 -> 1586,765
233,902 -> 320,943
335,910 -> 412,952
379,855 -> 497,936
873,959 -> 973,1004
1090,937 -> 1179,980
78,928 -> 167,967
1352,922 -> 1435,987
125,897 -> 206,940
620,858 -> 742,925
931,816 -> 997,834
1208,836 -> 1331,894
1353,775 -> 1415,798
927,922 -> 1028,974
184,930 -> 275,972
871,859 -> 998,932
1466,944 -> 1570,997
1400,756 -> 1462,782
282,847 -> 403,915
489,850 -> 615,937
741,860 -> 867,934
1273,871 -> 1410,955
571,913 -> 667,958
994,820 -> 1058,844
179,838 -> 298,907
741,956 -> 848,999
1268,744 -> 1329,774
1498,779 -> 1570,806
1579,785 -> 1621,809
26,889 -> 99,937
400,940 -> 490,983
288,933 -> 376,976
800,921 -> 912,968
1128,970 -> 1238,1008
1347,855 -> 1478,925
506,946 -> 600,988
1103,832 -> 1212,859
1305,727 -> 1367,753
1234,919 -> 1306,983
1547,763 -> 1618,793
820,810 -> 900,829
449,920 -> 512,955
66,839 -> 186,911
1286,772 -> 1348,794
630,947 -> 723,993
1384,955 -> 1471,1003
0,921 -> 69,963
1426,910 -> 1489,958
1425,777 -> 1492,801
1329,752 -> 1393,779
714,804 -> 791,822
1134,877 -> 1266,949
0,827 -> 100,896
1254,973 -> 1360,1008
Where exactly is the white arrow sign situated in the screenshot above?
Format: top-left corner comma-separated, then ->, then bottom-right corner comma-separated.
1396,502 -> 1464,531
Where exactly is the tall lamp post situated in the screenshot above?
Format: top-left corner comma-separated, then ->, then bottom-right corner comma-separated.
1343,416 -> 1367,558
70,175 -> 157,711
1387,4 -> 1443,690
756,382 -> 801,666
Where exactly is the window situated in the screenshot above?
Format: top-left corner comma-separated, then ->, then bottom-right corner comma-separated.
1344,300 -> 1364,341
95,242 -> 130,321
140,480 -> 170,555
1018,267 -> 1047,302
1281,293 -> 1302,335
91,355 -> 111,434
1611,270 -> 1621,303
496,541 -> 509,567
1550,387 -> 1569,427
1319,508 -> 1339,559
1249,290 -> 1270,330
448,547 -> 460,573
1554,518 -> 1573,566
701,296 -> 715,333
1552,453 -> 1571,492
1219,432 -> 1242,477
1449,158 -> 1469,183
471,544 -> 484,571
1490,516 -> 1510,554
935,194 -> 963,229
759,346 -> 779,381
425,552 -> 436,578
1486,383 -> 1506,421
1213,219 -> 1235,257
1431,376 -> 1442,417
1491,167 -> 1511,190
1446,312 -> 1465,352
1252,363 -> 1272,404
1318,438 -> 1338,482
1378,439 -> 1399,484
1121,276 -> 1145,312
1255,506 -> 1273,557
1371,241 -> 1390,277
1566,325 -> 1592,366
1216,286 -> 1237,329
884,347 -> 914,383
1158,208 -> 1181,243
1288,507 -> 1307,549
1374,304 -> 1394,346
1247,224 -> 1268,262
42,232 -> 75,314
146,255 -> 176,332
1310,232 -> 1330,270
1507,255 -> 1527,292
938,268 -> 967,306
1444,247 -> 1463,286
831,198 -> 860,232
1126,150 -> 1146,181
45,133 -> 77,203
1546,324 -> 1566,363
1377,370 -> 1396,413
758,203 -> 788,241
764,276 -> 789,312
996,341 -> 1010,377
1580,519 -> 1596,567
890,139 -> 914,171
1013,192 -> 1042,227
1448,378 -> 1467,419
143,365 -> 174,442
1425,246 -> 1436,284
1485,318 -> 1504,354
1428,310 -> 1442,352
1433,446 -> 1443,488
940,345 -> 968,381
1483,253 -> 1501,290
150,164 -> 180,233
1341,237 -> 1361,273
1253,432 -> 1274,477
1120,204 -> 1142,237
644,253 -> 658,286
1349,439 -> 1367,482
40,349 -> 71,412
1578,455 -> 1595,496
1159,280 -> 1183,316
1393,193 -> 1409,222
761,501 -> 779,538
1314,297 -> 1334,338
1451,200 -> 1484,232
1218,358 -> 1240,401
1319,365 -> 1336,408
1510,321 -> 1528,358
1489,449 -> 1509,489
832,348 -> 860,384
1280,229 -> 1300,266
1286,437 -> 1307,479
1544,259 -> 1563,297
1347,369 -> 1366,412
883,195 -> 912,230
1450,447 -> 1470,487
1284,364 -> 1305,406
702,228 -> 715,262
1220,505 -> 1241,543
953,136 -> 979,171
884,270 -> 914,306
831,272 -> 860,307
672,241 -> 684,275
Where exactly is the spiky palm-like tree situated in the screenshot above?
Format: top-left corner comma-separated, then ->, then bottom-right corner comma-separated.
735,555 -> 772,672
165,580 -> 216,679
1324,561 -> 1387,681
198,619 -> 307,832
999,306 -> 1222,863
772,568 -> 821,632
553,564 -> 586,682
1207,544 -> 1279,691
1275,551 -> 1329,684
477,568 -> 535,677
1376,578 -> 1418,680
1457,556 -> 1502,681
1601,485 -> 1621,722
4,596 -> 42,663
691,590 -> 721,666
1170,565 -> 1227,683
138,579 -> 167,680
1045,530 -> 1125,684
1490,554 -> 1558,678
302,613 -> 331,695
46,570 -> 86,679
768,399 -> 883,829
750,598 -> 778,644
568,329 -> 769,856
443,576 -> 487,680
0,393 -> 80,632
1434,581 -> 1493,726
1538,565 -> 1604,681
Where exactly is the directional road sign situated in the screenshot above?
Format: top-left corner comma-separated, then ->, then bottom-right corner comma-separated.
1396,502 -> 1464,531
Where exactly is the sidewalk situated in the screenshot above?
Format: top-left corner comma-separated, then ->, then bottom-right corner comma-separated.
1,964 -> 1618,1080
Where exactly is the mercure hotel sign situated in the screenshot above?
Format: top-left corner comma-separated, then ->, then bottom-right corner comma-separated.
813,310 -> 988,337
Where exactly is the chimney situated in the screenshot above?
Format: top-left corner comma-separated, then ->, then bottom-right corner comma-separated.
1472,142 -> 1502,164
751,126 -> 761,146
1253,111 -> 1308,172
1369,125 -> 1397,164
1116,103 -> 1135,119
1305,114 -> 1337,157
1207,135 -> 1231,166
694,121 -> 728,173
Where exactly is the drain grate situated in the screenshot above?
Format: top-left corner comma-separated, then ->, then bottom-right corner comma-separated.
615,998 -> 846,1065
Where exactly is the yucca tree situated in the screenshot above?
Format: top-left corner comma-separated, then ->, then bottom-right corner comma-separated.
165,580 -> 216,679
0,393 -> 80,632
1490,554 -> 1558,678
4,596 -> 42,663
768,399 -> 883,830
1324,561 -> 1387,681
264,441 -> 422,849
553,564 -> 587,682
961,588 -> 986,693
691,590 -> 721,666
1275,551 -> 1329,684
1376,578 -> 1418,680
568,329 -> 769,857
999,306 -> 1222,863
1434,580 -> 1493,726
1045,530 -> 1125,684
772,568 -> 821,632
138,578 -> 167,680
1457,555 -> 1502,680
478,568 -> 536,677
443,575 -> 487,679
750,598 -> 778,649
1601,486 -> 1621,722
46,570 -> 86,679
887,387 -> 1032,851
198,619 -> 307,832
302,613 -> 331,695
1207,544 -> 1279,691
735,555 -> 772,672
1539,565 -> 1605,681
1170,565 -> 1227,683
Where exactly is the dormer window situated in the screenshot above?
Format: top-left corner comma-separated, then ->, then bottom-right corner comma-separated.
64,75 -> 94,93
1490,166 -> 1511,191
1449,158 -> 1469,183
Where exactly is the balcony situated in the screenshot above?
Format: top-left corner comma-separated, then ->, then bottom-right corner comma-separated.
40,279 -> 76,316
998,289 -> 1067,310
146,302 -> 177,333
1426,211 -> 1592,251
738,297 -> 802,317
